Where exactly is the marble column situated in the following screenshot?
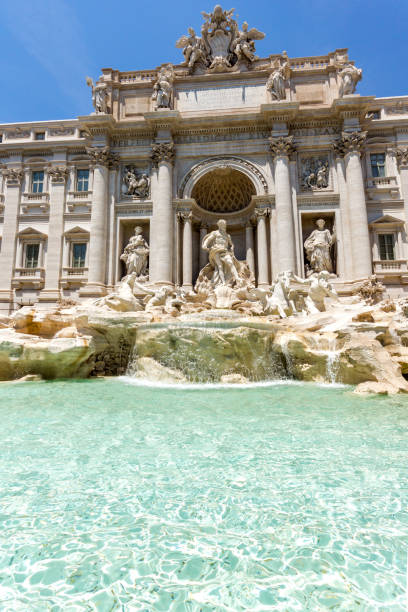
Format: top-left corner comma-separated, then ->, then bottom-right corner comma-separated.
0,167 -> 23,313
199,224 -> 208,270
333,149 -> 353,279
39,166 -> 68,304
149,142 -> 175,286
106,165 -> 118,289
80,147 -> 117,297
396,148 -> 408,230
270,136 -> 296,273
340,132 -> 372,279
245,223 -> 255,277
254,208 -> 269,287
180,211 -> 193,290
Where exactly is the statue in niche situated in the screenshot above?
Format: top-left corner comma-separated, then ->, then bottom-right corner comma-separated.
301,158 -> 329,190
120,226 -> 149,281
338,63 -> 362,97
176,28 -> 208,71
201,219 -> 240,286
86,77 -> 109,114
122,167 -> 150,198
231,21 -> 265,63
152,65 -> 174,110
267,53 -> 290,101
304,219 -> 336,276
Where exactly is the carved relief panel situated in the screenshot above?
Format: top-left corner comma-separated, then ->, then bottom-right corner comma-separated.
121,166 -> 150,199
298,155 -> 331,191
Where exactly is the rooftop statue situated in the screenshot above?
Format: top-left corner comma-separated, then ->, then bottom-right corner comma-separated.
152,65 -> 174,110
267,53 -> 290,101
86,77 -> 109,114
337,62 -> 362,97
176,28 -> 208,71
176,5 -> 265,73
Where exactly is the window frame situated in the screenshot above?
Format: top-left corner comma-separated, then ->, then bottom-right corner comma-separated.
370,152 -> 386,178
76,168 -> 89,192
24,243 -> 40,269
71,242 -> 87,268
31,170 -> 44,194
378,233 -> 395,261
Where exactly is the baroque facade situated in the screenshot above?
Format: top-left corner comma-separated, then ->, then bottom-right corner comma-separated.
1,5 -> 408,313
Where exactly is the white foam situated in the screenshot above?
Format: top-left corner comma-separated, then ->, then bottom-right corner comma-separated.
118,376 -> 348,391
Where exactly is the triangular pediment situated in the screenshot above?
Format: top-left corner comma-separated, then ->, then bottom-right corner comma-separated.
371,214 -> 404,225
17,226 -> 47,238
63,226 -> 89,236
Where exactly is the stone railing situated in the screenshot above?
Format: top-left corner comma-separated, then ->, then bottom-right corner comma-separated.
63,266 -> 88,276
60,267 -> 88,287
22,192 -> 49,201
366,176 -> 398,188
373,260 -> 408,273
68,190 -> 92,199
12,267 -> 45,288
119,71 -> 156,83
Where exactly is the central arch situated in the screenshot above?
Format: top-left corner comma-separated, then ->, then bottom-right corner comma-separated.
179,156 -> 268,204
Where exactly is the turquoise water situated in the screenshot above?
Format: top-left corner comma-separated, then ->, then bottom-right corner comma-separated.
0,380 -> 407,611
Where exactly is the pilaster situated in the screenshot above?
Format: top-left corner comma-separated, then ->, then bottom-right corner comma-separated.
80,146 -> 119,297
39,162 -> 68,304
0,163 -> 23,312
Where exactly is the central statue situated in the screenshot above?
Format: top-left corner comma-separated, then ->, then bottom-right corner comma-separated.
201,219 -> 240,286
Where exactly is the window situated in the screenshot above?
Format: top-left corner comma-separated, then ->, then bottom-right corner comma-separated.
76,169 -> 89,192
378,234 -> 395,260
72,243 -> 86,268
31,171 -> 44,194
25,244 -> 40,268
370,153 -> 386,178
0,134 -> 3,143
35,132 -> 45,141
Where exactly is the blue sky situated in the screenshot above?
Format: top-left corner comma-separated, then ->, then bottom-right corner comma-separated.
0,0 -> 407,123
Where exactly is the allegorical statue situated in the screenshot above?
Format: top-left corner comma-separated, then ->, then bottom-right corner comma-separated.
176,27 -> 208,71
86,77 -> 109,114
267,54 -> 290,101
231,21 -> 265,63
152,65 -> 174,110
120,226 -> 149,280
201,219 -> 241,286
122,167 -> 150,198
338,63 -> 362,97
304,219 -> 335,275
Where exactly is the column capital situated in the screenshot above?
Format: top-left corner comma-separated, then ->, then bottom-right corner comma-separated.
253,207 -> 270,220
2,168 -> 23,186
150,142 -> 175,167
334,131 -> 367,157
48,166 -> 69,184
86,145 -> 119,168
395,147 -> 408,168
269,136 -> 295,159
178,210 -> 193,222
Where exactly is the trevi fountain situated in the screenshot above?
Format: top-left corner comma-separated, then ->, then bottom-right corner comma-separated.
1,5 -> 408,611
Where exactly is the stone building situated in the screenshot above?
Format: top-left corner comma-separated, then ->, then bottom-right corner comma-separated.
1,5 -> 408,313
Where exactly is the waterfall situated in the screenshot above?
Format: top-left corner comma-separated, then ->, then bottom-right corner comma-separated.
279,333 -> 294,379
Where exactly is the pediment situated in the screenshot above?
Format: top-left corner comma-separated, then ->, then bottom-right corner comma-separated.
63,225 -> 89,236
17,226 -> 47,238
371,214 -> 404,224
